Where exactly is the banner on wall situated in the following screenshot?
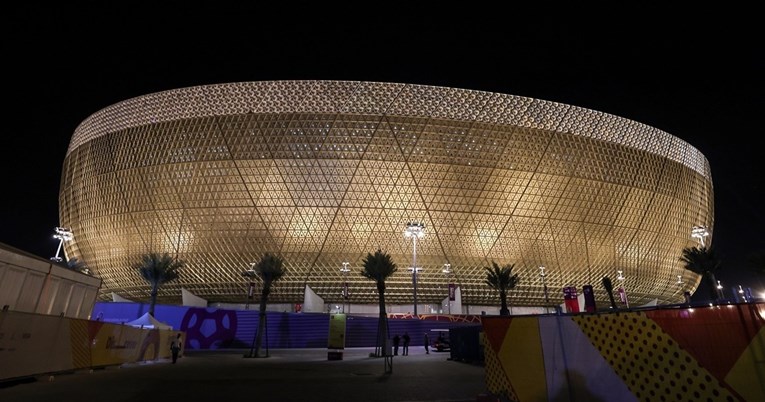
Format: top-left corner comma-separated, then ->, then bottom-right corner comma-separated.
448,284 -> 456,301
583,285 -> 596,312
563,286 -> 579,313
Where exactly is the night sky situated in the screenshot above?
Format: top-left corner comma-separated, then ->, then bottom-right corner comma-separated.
2,4 -> 763,299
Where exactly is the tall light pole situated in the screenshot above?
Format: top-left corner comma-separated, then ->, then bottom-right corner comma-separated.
617,270 -> 629,308
676,275 -> 691,305
242,267 -> 257,310
404,222 -> 425,317
51,227 -> 73,263
341,262 -> 350,313
442,263 -> 451,314
539,266 -> 549,313
691,225 -> 709,248
716,280 -> 725,301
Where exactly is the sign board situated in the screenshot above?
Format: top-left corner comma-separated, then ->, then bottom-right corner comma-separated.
327,313 -> 346,350
563,286 -> 579,313
583,284 -> 596,312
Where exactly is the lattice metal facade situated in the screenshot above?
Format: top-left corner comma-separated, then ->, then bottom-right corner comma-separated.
59,81 -> 713,307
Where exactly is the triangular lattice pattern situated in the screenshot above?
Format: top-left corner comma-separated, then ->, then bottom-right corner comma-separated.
59,81 -> 713,306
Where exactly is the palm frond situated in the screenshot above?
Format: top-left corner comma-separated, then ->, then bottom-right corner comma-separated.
360,249 -> 398,285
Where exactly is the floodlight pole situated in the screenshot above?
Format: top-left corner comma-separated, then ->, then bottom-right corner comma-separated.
242,268 -> 257,310
51,227 -> 73,263
716,280 -> 725,301
404,222 -> 425,317
691,225 -> 709,248
245,262 -> 261,358
539,266 -> 549,313
341,262 -> 350,313
443,263 -> 451,314
617,270 -> 629,308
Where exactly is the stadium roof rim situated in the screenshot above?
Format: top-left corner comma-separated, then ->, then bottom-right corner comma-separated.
67,80 -> 710,179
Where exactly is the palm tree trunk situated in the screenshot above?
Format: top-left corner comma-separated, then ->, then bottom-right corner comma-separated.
149,284 -> 158,316
602,277 -> 617,309
376,283 -> 388,357
254,284 -> 271,357
499,290 -> 509,316
606,290 -> 617,309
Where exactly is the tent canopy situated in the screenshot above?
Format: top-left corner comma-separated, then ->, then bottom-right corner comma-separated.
125,312 -> 173,330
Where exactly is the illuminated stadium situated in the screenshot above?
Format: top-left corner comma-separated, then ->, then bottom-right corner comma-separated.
59,80 -> 713,309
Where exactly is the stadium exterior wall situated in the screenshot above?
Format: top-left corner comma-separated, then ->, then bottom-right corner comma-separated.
59,80 -> 713,307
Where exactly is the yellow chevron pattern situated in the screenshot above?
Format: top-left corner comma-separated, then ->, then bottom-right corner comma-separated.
483,331 -> 518,401
572,312 -> 737,402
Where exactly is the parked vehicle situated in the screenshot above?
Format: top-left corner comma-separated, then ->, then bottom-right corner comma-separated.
431,329 -> 450,352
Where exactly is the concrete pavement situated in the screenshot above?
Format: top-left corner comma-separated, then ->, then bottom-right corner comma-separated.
0,348 -> 489,402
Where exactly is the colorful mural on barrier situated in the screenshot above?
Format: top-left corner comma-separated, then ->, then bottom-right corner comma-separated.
0,310 -> 182,381
482,303 -> 765,402
91,302 -> 483,350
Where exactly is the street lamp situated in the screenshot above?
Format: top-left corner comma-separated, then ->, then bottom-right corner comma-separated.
442,263 -> 451,314
51,227 -> 73,263
539,266 -> 550,313
617,270 -> 629,308
716,280 -> 725,301
738,285 -> 746,302
404,222 -> 425,316
241,267 -> 257,310
244,262 -> 269,358
676,275 -> 691,305
691,226 -> 709,248
341,262 -> 350,313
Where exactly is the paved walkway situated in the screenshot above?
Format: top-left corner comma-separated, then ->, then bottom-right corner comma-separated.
0,348 -> 488,402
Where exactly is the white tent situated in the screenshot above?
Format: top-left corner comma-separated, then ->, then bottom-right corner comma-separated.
112,292 -> 134,302
639,299 -> 658,307
125,312 -> 173,330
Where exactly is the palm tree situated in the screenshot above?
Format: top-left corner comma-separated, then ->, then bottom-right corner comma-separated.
360,249 -> 397,357
485,262 -> 519,316
248,253 -> 285,358
135,253 -> 185,316
601,276 -> 617,309
679,246 -> 722,302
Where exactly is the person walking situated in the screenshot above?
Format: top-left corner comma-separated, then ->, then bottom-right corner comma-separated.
402,332 -> 410,356
170,333 -> 182,363
424,332 -> 430,354
392,334 -> 401,356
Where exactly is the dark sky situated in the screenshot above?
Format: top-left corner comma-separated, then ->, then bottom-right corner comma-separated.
2,4 -> 763,298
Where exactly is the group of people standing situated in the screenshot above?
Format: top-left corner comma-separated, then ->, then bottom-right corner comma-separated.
392,332 -> 429,356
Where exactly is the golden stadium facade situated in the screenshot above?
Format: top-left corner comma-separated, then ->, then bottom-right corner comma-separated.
59,80 -> 713,307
